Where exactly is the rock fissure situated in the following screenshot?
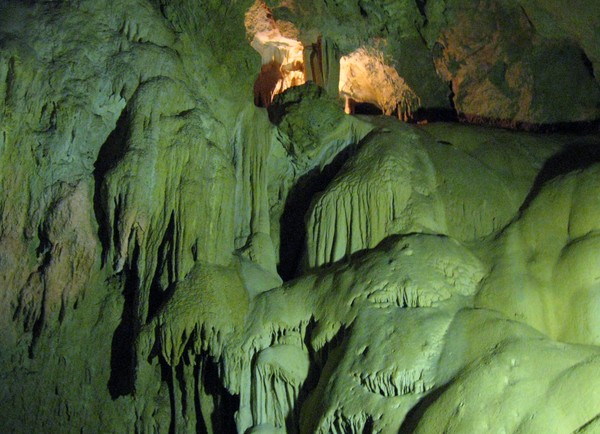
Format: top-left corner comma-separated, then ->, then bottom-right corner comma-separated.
3,0 -> 600,433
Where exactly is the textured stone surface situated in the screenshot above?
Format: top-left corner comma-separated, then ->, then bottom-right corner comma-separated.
1,0 -> 600,433
430,0 -> 600,125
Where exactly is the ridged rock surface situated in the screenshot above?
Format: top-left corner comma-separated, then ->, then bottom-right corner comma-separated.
1,0 -> 600,433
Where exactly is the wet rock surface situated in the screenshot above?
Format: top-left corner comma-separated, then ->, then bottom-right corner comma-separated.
1,0 -> 600,433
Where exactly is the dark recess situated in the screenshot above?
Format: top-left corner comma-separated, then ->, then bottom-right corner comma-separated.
359,4 -> 368,18
398,382 -> 453,433
107,245 -> 140,399
520,141 -> 600,212
162,358 -> 178,434
278,145 -> 357,280
193,359 -> 209,434
147,212 -> 177,321
93,108 -> 130,265
412,107 -> 458,123
201,355 -> 239,434
354,102 -> 383,115
581,50 -> 596,79
457,113 -> 600,133
415,0 -> 427,21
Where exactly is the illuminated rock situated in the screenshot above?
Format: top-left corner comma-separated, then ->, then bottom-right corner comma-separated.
339,47 -> 420,120
305,123 -> 446,267
2,0 -> 600,433
250,345 -> 309,433
304,118 -> 555,269
246,0 -> 306,107
477,162 -> 600,346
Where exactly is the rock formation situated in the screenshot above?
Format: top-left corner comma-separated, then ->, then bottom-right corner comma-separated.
1,0 -> 600,433
339,48 -> 420,120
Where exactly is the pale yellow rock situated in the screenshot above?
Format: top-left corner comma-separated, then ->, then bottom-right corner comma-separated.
3,0 -> 600,433
306,122 -> 446,268
250,345 -> 309,433
477,163 -> 600,346
414,337 -> 600,434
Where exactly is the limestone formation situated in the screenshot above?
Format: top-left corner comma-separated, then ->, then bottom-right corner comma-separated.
1,0 -> 600,433
247,0 -> 306,107
477,162 -> 600,346
339,47 -> 420,120
305,120 -> 446,268
430,0 -> 600,125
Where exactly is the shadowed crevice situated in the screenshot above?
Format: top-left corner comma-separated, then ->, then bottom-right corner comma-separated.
520,141 -> 600,212
193,358 -> 209,434
147,212 -> 176,321
398,381 -> 453,433
412,107 -> 458,123
107,244 -> 140,399
278,145 -> 357,280
201,356 -> 239,434
93,108 -> 129,265
354,102 -> 383,115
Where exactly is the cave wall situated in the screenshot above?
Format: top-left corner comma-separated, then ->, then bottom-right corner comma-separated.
0,0 -> 600,433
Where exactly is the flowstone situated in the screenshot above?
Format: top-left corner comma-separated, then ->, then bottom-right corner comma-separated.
477,162 -> 600,345
2,0 -> 600,433
305,120 -> 446,268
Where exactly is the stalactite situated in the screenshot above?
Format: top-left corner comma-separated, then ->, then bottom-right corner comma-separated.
250,345 -> 309,433
354,368 -> 432,396
317,410 -> 373,434
233,106 -> 279,273
339,47 -> 420,120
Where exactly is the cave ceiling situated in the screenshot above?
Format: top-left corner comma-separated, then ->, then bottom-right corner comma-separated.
1,0 -> 600,433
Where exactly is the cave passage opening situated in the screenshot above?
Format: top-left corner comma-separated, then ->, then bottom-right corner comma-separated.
339,47 -> 420,121
246,0 -> 306,108
245,1 -> 423,123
